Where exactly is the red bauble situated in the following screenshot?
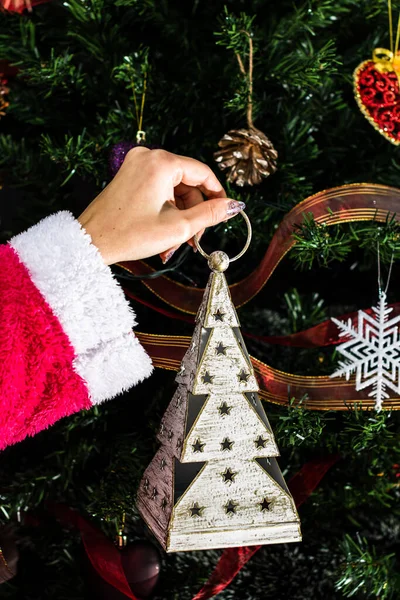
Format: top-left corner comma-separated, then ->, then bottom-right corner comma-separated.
0,526 -> 19,584
354,59 -> 400,145
0,0 -> 51,13
0,73 -> 9,118
84,540 -> 161,600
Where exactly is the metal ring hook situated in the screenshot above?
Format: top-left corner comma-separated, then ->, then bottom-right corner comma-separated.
193,211 -> 252,263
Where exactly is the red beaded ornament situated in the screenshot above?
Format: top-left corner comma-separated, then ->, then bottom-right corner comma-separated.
354,49 -> 400,145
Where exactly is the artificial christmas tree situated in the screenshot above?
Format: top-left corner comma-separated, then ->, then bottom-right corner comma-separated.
137,246 -> 301,551
2,1 -> 400,598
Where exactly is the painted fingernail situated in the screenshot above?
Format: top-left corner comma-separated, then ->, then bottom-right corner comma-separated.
162,249 -> 176,264
226,200 -> 246,216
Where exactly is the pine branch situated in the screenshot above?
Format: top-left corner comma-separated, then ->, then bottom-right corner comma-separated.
284,288 -> 327,333
62,0 -> 106,23
291,214 -> 400,270
291,213 -> 351,269
214,8 -> 257,121
275,396 -> 329,448
341,407 -> 395,454
0,16 -> 38,64
17,49 -> 87,96
336,534 -> 400,599
40,130 -> 103,185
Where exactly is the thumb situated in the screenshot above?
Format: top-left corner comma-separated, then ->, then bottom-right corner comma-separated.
183,199 -> 246,240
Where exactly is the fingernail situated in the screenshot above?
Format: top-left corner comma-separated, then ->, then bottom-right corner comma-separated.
226,200 -> 246,216
162,249 -> 175,264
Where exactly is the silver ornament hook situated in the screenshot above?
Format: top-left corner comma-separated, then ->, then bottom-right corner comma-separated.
193,210 -> 252,264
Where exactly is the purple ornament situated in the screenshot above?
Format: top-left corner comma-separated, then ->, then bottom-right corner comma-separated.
84,540 -> 161,599
109,141 -> 137,178
121,541 -> 161,597
109,141 -> 160,178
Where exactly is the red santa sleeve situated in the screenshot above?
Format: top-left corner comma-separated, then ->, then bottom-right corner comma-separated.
0,211 -> 153,451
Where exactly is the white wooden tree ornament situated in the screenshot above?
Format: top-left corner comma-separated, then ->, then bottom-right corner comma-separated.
137,241 -> 301,552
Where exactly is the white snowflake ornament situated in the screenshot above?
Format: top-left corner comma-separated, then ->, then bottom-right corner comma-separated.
330,292 -> 400,411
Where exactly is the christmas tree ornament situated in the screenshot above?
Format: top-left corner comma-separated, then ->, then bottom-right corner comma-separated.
109,141 -> 137,177
109,140 -> 159,178
0,526 -> 18,584
0,0 -> 50,12
331,251 -> 398,411
137,211 -> 301,552
353,2 -> 400,145
214,31 -> 278,186
331,292 -> 400,411
84,512 -> 161,599
214,127 -> 278,187
84,539 -> 161,599
110,51 -> 151,177
0,73 -> 10,119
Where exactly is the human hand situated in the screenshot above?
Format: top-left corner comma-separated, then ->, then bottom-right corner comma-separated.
77,147 -> 245,266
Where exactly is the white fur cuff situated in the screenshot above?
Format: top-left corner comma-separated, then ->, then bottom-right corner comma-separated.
10,211 -> 153,403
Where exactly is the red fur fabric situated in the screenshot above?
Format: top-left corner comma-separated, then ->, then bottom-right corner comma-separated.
0,245 -> 91,450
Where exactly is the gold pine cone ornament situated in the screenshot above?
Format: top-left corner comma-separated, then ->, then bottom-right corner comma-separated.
214,127 -> 278,187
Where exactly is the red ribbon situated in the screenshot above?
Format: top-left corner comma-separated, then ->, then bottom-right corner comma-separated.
136,332 -> 400,410
52,504 -> 139,600
192,454 -> 340,600
126,288 -> 400,349
53,454 -> 339,600
120,184 -> 400,314
121,184 -> 400,412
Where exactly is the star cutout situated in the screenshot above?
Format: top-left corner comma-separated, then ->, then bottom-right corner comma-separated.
190,502 -> 205,517
202,371 -> 214,384
213,309 -> 225,322
218,401 -> 231,416
221,468 -> 237,483
221,437 -> 234,451
216,341 -> 227,356
192,438 -> 205,453
238,369 -> 250,383
260,497 -> 272,511
225,500 -> 238,515
254,435 -> 267,449
152,487 -> 158,499
160,457 -> 166,471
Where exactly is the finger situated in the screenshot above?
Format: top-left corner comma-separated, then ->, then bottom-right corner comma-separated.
119,145 -> 151,174
181,199 -> 246,241
169,154 -> 225,198
174,184 -> 205,248
126,145 -> 151,157
160,244 -> 182,265
115,146 -> 151,179
174,183 -> 204,209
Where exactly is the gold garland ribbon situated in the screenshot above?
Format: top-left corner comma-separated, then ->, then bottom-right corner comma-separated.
135,332 -> 400,411
126,183 -> 400,411
120,184 -> 400,314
